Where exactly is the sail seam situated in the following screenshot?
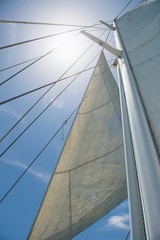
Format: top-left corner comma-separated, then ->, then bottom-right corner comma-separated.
133,52 -> 160,68
46,190 -> 127,240
78,95 -> 119,114
55,143 -> 123,174
92,69 -> 108,76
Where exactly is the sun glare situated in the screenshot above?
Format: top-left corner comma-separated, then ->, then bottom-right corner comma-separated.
55,34 -> 83,65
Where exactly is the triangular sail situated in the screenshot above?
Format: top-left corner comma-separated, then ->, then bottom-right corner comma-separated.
28,52 -> 126,240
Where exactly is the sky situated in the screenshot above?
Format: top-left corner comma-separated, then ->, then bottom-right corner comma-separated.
0,0 -> 141,239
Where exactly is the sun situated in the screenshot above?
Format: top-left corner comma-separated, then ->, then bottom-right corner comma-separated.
55,32 -> 83,66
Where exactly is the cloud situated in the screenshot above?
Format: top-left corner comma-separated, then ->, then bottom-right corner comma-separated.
119,199 -> 128,209
2,157 -> 50,183
106,213 -> 129,230
0,105 -> 26,125
1,21 -> 17,44
29,168 -> 50,183
53,99 -> 65,109
43,90 -> 65,109
1,22 -> 17,66
6,23 -> 17,42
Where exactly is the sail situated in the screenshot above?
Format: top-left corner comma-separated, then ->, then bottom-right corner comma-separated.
28,51 -> 126,240
116,0 -> 160,154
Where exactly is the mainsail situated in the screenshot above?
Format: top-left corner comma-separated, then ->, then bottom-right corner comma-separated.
28,52 -> 127,240
116,0 -> 160,154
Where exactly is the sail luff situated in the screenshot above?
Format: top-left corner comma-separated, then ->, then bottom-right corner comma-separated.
114,1 -> 160,238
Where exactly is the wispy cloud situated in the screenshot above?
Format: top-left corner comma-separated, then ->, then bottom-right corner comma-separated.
2,157 -> 50,183
53,99 -> 65,109
1,21 -> 17,44
43,90 -> 65,109
6,22 -> 17,42
1,22 -> 17,67
119,199 -> 128,209
0,105 -> 26,125
106,213 -> 129,230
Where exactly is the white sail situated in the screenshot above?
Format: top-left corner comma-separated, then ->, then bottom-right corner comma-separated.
28,51 -> 127,240
116,0 -> 160,153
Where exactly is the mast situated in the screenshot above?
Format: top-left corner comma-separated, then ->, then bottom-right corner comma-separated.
117,65 -> 146,240
114,19 -> 160,240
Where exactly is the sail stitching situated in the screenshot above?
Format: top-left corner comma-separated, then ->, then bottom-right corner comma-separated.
55,144 -> 123,174
78,95 -> 119,115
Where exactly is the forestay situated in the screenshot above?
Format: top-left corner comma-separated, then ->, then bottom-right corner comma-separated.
28,51 -> 126,240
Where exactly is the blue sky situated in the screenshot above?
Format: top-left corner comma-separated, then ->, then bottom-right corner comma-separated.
0,0 -> 141,239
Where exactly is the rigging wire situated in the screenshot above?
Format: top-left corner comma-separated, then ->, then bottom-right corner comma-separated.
0,48 -> 56,86
1,64 -> 114,105
0,78 -> 76,155
0,103 -> 78,204
0,35 -> 106,72
0,59 -> 115,105
0,111 -> 75,204
0,29 -> 107,74
114,0 -> 134,20
124,230 -> 130,240
0,56 -> 39,73
0,27 -> 87,50
0,48 -> 103,203
98,0 -> 134,22
0,32 -> 107,72
0,29 -> 107,146
0,19 -> 100,28
0,22 -> 104,51
0,31 -> 81,86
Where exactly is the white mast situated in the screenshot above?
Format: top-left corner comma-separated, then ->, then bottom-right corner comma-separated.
114,19 -> 160,240
117,64 -> 146,240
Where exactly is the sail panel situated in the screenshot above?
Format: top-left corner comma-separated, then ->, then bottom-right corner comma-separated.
28,52 -> 126,240
116,0 -> 160,154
